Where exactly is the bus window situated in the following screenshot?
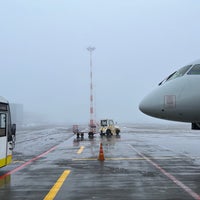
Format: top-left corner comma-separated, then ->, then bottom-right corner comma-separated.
0,114 -> 6,137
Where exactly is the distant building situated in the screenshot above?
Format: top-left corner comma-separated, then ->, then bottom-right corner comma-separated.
10,103 -> 24,126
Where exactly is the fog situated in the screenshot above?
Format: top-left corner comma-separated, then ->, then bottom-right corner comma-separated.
1,0 -> 200,125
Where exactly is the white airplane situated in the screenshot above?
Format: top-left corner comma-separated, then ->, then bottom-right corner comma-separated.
139,59 -> 200,129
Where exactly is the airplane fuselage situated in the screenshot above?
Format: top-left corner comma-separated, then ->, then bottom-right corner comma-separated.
139,59 -> 200,128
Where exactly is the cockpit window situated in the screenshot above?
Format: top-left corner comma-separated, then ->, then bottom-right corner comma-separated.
158,65 -> 192,86
166,65 -> 192,81
187,64 -> 200,75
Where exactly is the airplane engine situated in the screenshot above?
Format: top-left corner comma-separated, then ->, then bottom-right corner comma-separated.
191,123 -> 200,130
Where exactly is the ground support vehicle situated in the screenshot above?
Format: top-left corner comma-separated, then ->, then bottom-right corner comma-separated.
99,119 -> 120,136
88,124 -> 96,138
73,124 -> 97,139
72,125 -> 84,139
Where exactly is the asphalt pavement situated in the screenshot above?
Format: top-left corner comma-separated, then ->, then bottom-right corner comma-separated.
0,123 -> 200,200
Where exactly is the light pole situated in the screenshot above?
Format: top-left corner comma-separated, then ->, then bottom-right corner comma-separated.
87,46 -> 96,134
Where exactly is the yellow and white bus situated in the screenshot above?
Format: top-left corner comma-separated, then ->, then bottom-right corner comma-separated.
0,96 -> 16,168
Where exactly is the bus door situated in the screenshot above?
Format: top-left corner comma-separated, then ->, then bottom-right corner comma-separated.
0,112 -> 7,167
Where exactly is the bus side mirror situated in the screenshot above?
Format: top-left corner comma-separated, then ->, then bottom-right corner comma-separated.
11,124 -> 16,136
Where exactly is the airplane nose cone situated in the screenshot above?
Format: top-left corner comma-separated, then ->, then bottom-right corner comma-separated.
139,97 -> 154,116
139,92 -> 163,118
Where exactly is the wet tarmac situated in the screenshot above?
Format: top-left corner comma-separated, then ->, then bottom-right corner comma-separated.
1,124 -> 200,199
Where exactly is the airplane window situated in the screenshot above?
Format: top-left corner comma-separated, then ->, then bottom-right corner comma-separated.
187,64 -> 200,75
158,65 -> 192,86
166,65 -> 192,82
158,71 -> 176,86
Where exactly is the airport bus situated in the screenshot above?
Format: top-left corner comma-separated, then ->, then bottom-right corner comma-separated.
0,96 -> 16,168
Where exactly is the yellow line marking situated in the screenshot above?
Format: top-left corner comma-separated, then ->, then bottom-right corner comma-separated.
72,157 -> 144,161
106,157 -> 144,160
43,170 -> 71,200
77,146 -> 84,154
72,156 -> 197,161
12,160 -> 25,164
73,158 -> 97,161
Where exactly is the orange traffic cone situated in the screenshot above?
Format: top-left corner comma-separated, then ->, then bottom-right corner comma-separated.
98,143 -> 105,161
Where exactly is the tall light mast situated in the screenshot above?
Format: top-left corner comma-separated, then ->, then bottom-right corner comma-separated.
87,46 -> 96,134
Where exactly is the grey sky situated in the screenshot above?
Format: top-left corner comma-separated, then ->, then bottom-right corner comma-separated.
1,0 -> 200,124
